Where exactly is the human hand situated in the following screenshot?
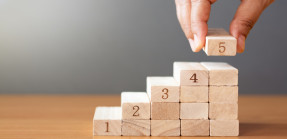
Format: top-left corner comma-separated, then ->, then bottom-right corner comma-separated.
175,0 -> 274,53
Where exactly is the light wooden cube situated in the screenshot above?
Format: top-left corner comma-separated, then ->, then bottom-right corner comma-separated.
173,62 -> 208,85
93,107 -> 121,136
151,102 -> 179,120
180,103 -> 208,119
151,120 -> 180,136
209,103 -> 238,120
147,77 -> 179,102
203,28 -> 237,56
210,120 -> 239,136
209,86 -> 238,103
122,120 -> 150,136
201,62 -> 238,85
121,92 -> 150,119
181,86 -> 208,103
181,120 -> 209,136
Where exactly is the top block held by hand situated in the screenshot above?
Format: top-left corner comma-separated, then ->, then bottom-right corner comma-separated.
204,28 -> 237,56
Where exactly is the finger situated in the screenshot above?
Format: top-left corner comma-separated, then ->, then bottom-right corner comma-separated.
190,0 -> 214,52
175,0 -> 192,39
230,0 -> 274,53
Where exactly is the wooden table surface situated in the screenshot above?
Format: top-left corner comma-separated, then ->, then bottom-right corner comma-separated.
0,95 -> 287,139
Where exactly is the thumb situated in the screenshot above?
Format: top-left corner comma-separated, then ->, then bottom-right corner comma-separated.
189,0 -> 215,52
230,0 -> 274,53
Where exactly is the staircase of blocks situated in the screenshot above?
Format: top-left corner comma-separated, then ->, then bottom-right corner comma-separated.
93,62 -> 239,137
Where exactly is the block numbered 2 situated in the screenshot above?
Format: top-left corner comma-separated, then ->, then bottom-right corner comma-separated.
121,92 -> 150,119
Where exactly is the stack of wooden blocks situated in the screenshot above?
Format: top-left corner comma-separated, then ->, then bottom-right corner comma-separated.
93,62 -> 239,137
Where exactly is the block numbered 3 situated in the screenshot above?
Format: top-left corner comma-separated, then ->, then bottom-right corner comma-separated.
147,77 -> 179,102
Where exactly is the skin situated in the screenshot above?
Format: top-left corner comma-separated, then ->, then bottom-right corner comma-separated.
175,0 -> 274,53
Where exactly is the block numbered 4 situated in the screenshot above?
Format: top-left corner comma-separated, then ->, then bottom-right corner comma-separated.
173,62 -> 208,85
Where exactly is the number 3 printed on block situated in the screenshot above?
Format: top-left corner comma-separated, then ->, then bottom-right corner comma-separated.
162,88 -> 168,99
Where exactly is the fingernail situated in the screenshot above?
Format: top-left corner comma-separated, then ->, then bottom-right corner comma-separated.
188,38 -> 196,52
237,35 -> 246,53
194,34 -> 199,51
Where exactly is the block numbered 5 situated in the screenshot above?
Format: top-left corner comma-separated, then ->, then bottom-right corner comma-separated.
203,28 -> 237,56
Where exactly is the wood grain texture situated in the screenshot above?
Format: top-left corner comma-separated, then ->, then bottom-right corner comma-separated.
151,102 -> 179,120
201,62 -> 238,85
151,120 -> 180,136
181,120 -> 209,136
181,86 -> 208,103
147,77 -> 179,102
173,62 -> 208,85
122,120 -> 150,136
93,107 -> 122,136
121,92 -> 150,119
203,28 -> 237,56
209,86 -> 238,103
180,103 -> 208,119
210,120 -> 239,136
209,103 -> 238,120
1,95 -> 287,139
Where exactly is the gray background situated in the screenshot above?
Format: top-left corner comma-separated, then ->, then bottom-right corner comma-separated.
0,0 -> 286,94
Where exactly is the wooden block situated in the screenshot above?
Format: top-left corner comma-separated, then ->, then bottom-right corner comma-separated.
181,120 -> 209,136
121,92 -> 150,120
210,120 -> 239,136
209,86 -> 238,103
93,107 -> 121,136
146,77 -> 179,102
201,62 -> 238,85
122,120 -> 150,136
151,102 -> 179,120
151,120 -> 180,136
181,86 -> 208,103
180,103 -> 208,119
173,62 -> 208,85
203,28 -> 237,56
209,103 -> 238,120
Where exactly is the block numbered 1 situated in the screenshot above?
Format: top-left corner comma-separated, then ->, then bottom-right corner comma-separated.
121,92 -> 150,119
93,107 -> 121,136
147,77 -> 179,102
